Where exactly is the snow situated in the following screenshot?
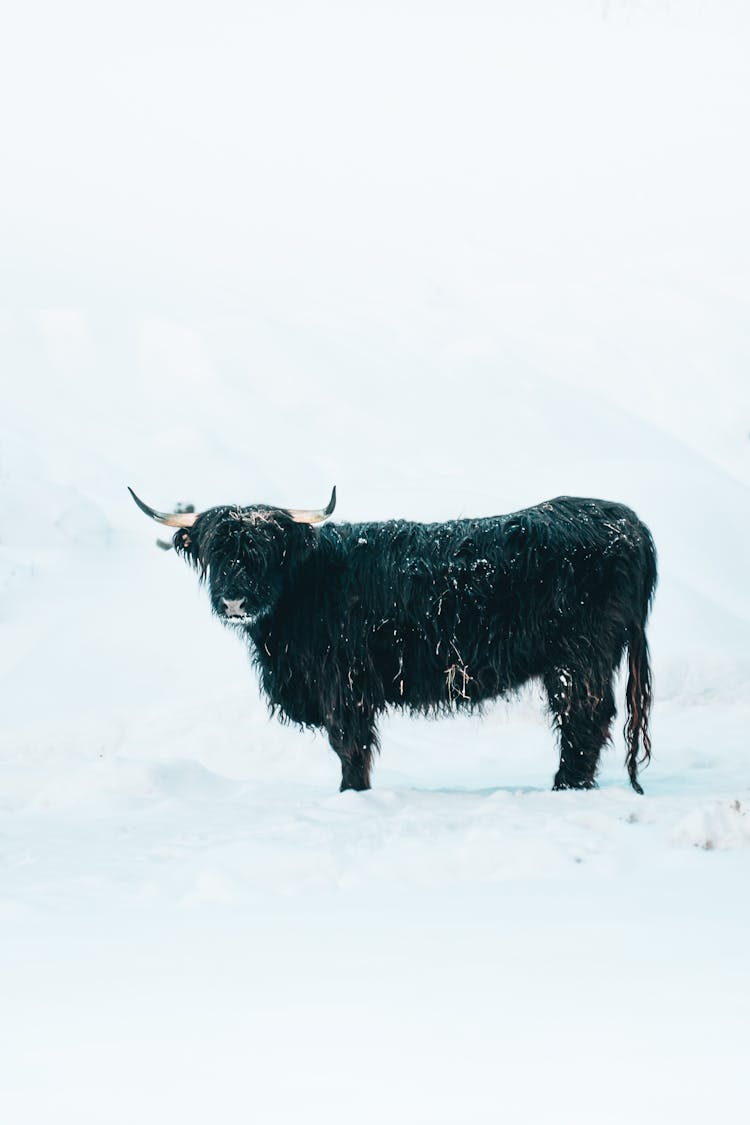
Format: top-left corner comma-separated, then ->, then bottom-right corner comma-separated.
2,1 -> 750,1122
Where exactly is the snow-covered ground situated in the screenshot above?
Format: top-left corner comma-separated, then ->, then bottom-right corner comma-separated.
2,2 -> 749,1121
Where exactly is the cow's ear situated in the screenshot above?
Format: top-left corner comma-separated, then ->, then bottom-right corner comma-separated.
178,530 -> 192,550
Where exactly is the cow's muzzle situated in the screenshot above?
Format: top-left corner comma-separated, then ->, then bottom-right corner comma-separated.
221,597 -> 249,619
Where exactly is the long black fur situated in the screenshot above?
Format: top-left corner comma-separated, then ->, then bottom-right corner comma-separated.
165,495 -> 657,794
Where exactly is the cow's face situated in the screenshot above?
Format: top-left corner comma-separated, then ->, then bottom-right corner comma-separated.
129,486 -> 335,627
177,507 -> 315,625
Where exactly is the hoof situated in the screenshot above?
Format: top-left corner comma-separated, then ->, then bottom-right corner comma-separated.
553,776 -> 597,791
339,779 -> 371,793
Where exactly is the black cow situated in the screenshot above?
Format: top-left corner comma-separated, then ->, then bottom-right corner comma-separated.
130,487 -> 657,793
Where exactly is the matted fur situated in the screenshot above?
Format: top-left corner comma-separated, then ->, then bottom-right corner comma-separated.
165,495 -> 657,793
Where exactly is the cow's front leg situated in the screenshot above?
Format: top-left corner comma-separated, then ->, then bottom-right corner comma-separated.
325,718 -> 377,792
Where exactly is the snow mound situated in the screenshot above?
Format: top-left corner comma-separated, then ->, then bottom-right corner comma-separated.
672,798 -> 750,852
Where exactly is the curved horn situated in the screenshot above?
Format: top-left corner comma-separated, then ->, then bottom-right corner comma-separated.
286,485 -> 337,525
128,487 -> 199,528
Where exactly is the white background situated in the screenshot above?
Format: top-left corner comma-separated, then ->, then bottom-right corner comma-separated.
2,2 -> 749,1121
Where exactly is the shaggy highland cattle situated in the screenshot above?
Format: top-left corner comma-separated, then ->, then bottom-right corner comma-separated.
130,486 -> 657,793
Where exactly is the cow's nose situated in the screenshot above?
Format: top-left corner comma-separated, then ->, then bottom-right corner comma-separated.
221,597 -> 246,617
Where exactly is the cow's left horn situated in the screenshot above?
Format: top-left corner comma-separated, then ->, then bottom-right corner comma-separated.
286,485 -> 337,524
128,487 -> 200,528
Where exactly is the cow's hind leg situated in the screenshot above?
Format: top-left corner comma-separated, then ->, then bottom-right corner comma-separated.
544,667 -> 616,790
325,716 -> 378,792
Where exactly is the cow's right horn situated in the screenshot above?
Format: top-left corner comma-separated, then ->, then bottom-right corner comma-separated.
128,487 -> 200,528
286,485 -> 337,524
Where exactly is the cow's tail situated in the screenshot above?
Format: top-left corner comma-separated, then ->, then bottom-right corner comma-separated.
624,525 -> 657,794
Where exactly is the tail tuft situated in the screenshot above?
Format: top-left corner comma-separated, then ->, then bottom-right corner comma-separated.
624,622 -> 652,793
624,526 -> 657,794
